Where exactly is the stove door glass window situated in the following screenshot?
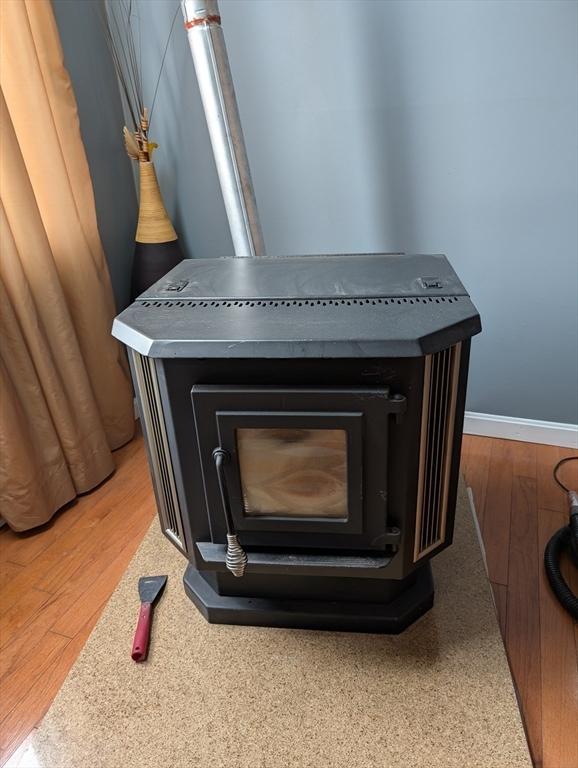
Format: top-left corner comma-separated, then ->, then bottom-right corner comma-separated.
236,428 -> 348,519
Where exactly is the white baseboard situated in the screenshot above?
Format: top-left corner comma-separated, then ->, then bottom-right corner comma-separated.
464,411 -> 578,449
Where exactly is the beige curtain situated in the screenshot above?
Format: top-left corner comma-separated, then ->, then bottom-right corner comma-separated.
0,0 -> 134,531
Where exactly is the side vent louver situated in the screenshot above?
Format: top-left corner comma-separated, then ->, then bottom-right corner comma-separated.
131,351 -> 185,551
414,343 -> 462,561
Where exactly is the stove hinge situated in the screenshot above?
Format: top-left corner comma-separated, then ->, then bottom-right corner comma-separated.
388,393 -> 406,424
382,526 -> 402,551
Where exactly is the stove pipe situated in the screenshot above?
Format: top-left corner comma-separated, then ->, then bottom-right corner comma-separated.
181,0 -> 265,257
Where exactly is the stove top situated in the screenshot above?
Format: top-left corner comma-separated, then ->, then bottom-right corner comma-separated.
112,253 -> 481,359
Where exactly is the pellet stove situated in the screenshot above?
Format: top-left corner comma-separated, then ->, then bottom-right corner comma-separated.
113,253 -> 481,633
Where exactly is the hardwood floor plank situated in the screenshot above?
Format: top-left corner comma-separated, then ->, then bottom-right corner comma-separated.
536,446 -> 577,514
512,440 -> 537,480
482,438 -> 514,585
33,478 -> 152,596
491,581 -> 508,640
0,592 -> 68,681
506,475 -> 543,768
0,631 -> 69,723
0,588 -> 53,650
51,504 -> 154,638
459,443 -> 470,482
538,507 -> 578,768
461,435 -> 492,530
556,451 -> 578,505
0,503 -> 83,570
0,563 -> 24,592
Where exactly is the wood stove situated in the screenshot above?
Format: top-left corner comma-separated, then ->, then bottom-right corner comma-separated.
113,253 -> 481,633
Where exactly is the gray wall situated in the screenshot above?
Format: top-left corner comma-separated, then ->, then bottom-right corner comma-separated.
53,0 -> 137,310
67,0 -> 578,424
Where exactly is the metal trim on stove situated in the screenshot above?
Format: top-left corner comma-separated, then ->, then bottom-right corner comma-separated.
215,411 -> 364,535
195,541 -> 393,577
192,385 -> 406,553
130,351 -> 186,553
414,343 -> 463,561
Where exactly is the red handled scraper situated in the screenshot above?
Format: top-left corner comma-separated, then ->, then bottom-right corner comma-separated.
131,575 -> 167,662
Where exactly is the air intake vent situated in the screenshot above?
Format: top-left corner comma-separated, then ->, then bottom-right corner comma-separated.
414,343 -> 462,561
137,296 -> 463,310
131,351 -> 185,552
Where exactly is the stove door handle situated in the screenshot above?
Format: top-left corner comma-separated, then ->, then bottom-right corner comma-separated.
212,447 -> 248,577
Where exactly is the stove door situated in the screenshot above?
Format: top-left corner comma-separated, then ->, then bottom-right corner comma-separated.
192,385 -> 405,551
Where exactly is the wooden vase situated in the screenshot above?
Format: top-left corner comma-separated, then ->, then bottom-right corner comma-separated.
131,160 -> 183,300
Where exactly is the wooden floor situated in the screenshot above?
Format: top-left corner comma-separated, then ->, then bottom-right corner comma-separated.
0,434 -> 577,767
461,436 -> 578,768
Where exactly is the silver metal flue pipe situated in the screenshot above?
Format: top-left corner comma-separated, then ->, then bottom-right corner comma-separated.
181,0 -> 265,257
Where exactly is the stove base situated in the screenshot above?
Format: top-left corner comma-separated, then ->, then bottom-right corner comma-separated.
183,564 -> 434,634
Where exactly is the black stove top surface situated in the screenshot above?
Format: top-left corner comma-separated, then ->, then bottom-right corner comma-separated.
137,253 -> 466,301
113,253 -> 481,359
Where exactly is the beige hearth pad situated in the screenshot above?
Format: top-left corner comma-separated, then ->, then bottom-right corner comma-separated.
17,483 -> 530,768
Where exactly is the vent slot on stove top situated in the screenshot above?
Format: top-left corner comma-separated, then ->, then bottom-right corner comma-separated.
131,351 -> 185,551
137,296 -> 463,310
414,343 -> 462,561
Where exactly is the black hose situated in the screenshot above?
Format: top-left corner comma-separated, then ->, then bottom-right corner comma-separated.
543,482 -> 578,621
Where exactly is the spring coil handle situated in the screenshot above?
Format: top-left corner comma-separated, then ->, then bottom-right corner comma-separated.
212,448 -> 247,578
